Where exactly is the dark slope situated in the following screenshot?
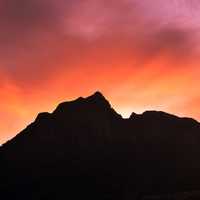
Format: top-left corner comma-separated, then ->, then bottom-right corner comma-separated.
1,92 -> 200,199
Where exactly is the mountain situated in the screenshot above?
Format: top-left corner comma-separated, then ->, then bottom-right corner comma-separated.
1,91 -> 200,199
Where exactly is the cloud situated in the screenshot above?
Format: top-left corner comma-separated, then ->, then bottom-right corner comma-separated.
0,0 -> 199,87
0,0 -> 139,88
0,0 -> 61,42
136,26 -> 197,65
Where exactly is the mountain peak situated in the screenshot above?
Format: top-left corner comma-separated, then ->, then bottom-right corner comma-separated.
87,91 -> 106,100
53,91 -> 111,117
93,91 -> 104,97
85,91 -> 111,108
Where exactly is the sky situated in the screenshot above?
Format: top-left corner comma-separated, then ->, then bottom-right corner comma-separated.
1,0 -> 200,144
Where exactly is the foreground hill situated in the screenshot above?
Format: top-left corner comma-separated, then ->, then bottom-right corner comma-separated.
1,92 -> 200,199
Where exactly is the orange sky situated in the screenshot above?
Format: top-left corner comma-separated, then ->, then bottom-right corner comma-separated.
1,0 -> 200,144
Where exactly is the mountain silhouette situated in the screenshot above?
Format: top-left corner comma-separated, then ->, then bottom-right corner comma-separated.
1,91 -> 200,199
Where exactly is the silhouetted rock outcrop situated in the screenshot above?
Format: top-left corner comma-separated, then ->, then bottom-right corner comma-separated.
1,92 -> 200,199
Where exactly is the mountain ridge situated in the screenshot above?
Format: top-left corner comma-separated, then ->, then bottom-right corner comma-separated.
1,91 -> 200,199
2,91 -> 199,147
